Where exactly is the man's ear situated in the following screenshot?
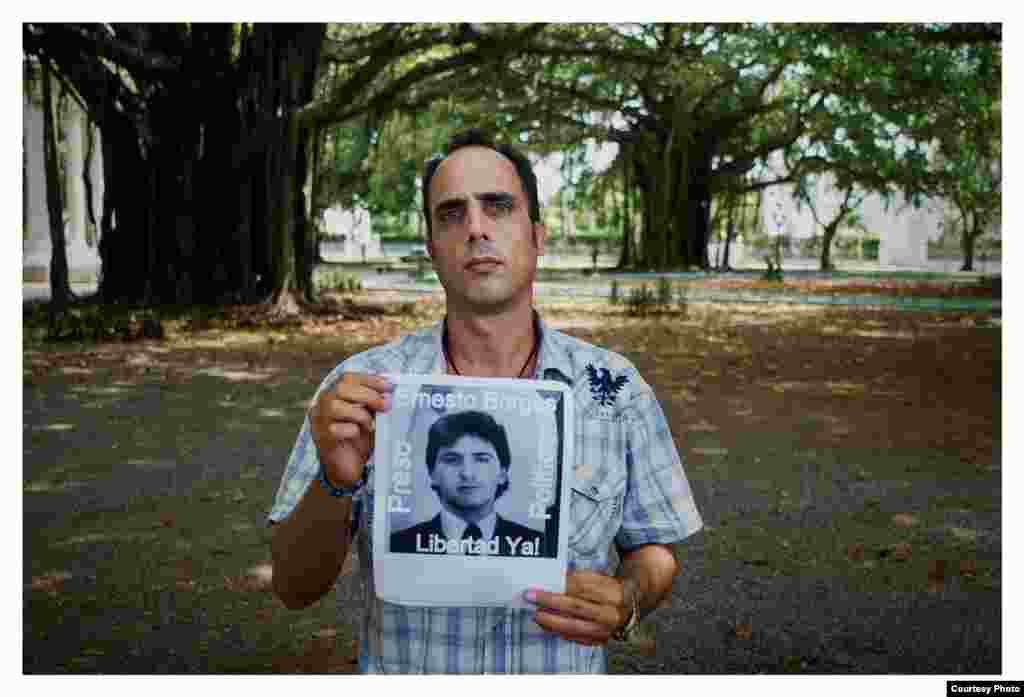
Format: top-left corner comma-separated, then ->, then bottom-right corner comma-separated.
532,222 -> 547,256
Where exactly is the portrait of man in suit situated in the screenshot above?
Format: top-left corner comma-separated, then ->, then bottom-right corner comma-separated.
390,409 -> 549,557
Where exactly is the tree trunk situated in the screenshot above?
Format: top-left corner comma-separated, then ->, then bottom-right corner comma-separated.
820,222 -> 838,271
42,62 -> 72,318
960,215 -> 976,272
46,22 -> 325,309
263,24 -> 324,314
617,148 -> 633,269
689,164 -> 713,270
722,198 -> 736,271
722,221 -> 734,271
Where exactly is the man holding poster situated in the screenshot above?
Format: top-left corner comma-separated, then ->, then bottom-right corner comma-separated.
268,129 -> 703,673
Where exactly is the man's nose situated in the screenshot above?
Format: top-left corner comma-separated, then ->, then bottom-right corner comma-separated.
465,202 -> 490,242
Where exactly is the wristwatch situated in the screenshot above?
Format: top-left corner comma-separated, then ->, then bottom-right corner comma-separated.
612,577 -> 641,642
317,464 -> 361,498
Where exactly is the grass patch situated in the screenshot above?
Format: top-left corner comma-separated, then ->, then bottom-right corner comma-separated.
25,475 -> 356,674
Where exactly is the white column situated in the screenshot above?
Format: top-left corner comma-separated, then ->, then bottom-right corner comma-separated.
64,99 -> 85,246
88,123 -> 104,245
23,94 -> 51,281
63,99 -> 101,280
66,100 -> 102,279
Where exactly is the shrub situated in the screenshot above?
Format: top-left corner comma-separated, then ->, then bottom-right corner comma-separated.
318,270 -> 362,294
762,258 -> 784,283
798,235 -> 822,257
609,279 -> 620,305
656,277 -> 673,308
676,284 -> 688,313
625,283 -> 655,316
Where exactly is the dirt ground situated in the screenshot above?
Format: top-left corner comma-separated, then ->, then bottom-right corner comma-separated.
23,288 -> 1002,674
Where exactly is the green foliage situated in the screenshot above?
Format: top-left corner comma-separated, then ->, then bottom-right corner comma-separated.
976,275 -> 1001,298
676,284 -> 689,313
29,305 -> 165,343
317,270 -> 362,294
862,238 -> 880,261
798,235 -> 822,257
625,283 -> 656,316
377,231 -> 426,242
762,258 -> 784,283
609,279 -> 620,306
622,278 -> 681,315
656,276 -> 673,307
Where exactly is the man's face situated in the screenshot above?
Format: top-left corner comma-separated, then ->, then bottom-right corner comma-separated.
426,146 -> 545,314
430,434 -> 508,518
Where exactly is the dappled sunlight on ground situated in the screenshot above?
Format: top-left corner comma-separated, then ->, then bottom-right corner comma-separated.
22,288 -> 1001,674
24,479 -> 87,494
39,422 -> 76,431
197,366 -> 275,382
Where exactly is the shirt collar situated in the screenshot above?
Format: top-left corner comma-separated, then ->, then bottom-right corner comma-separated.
440,509 -> 497,540
428,309 -> 573,384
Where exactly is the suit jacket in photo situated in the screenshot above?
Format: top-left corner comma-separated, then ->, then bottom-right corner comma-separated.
390,513 -> 549,557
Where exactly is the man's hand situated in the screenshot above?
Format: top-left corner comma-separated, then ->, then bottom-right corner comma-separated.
524,571 -> 633,646
308,373 -> 393,489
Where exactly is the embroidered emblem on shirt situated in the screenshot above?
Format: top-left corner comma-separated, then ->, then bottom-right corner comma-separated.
585,364 -> 629,406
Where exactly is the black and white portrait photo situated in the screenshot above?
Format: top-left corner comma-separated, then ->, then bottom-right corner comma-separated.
389,409 -> 556,557
372,375 -> 573,607
383,380 -> 566,560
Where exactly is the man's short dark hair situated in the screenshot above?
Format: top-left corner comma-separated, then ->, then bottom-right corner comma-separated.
426,410 -> 512,500
421,129 -> 541,239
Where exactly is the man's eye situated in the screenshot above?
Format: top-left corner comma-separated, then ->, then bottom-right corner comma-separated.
439,208 -> 463,224
487,200 -> 513,215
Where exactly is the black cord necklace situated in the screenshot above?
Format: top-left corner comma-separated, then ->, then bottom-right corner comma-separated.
442,314 -> 540,378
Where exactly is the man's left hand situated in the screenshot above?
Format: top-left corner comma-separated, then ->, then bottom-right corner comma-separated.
525,571 -> 631,646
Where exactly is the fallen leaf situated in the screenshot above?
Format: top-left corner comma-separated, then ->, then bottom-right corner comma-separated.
892,514 -> 919,528
175,579 -> 196,592
927,559 -> 947,594
247,563 -> 274,590
691,447 -> 728,457
314,628 -> 338,639
847,543 -> 866,562
734,623 -> 753,641
891,543 -> 913,562
949,527 -> 978,543
960,560 -> 978,579
31,571 -> 72,593
631,636 -> 657,657
159,514 -> 177,529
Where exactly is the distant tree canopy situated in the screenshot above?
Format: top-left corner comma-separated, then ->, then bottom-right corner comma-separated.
23,22 -> 1001,308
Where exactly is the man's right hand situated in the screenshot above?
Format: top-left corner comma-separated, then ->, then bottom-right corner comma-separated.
308,373 -> 394,489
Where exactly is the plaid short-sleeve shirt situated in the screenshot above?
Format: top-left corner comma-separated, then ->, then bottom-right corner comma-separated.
268,316 -> 703,674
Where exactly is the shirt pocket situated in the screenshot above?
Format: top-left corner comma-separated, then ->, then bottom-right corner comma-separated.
568,470 -> 626,559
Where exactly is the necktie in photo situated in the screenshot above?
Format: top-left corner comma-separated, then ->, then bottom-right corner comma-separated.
462,523 -> 483,541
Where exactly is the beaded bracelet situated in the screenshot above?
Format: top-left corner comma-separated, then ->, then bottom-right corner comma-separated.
318,465 -> 360,498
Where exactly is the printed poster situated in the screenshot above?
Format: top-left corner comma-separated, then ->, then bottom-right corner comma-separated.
372,374 -> 573,608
